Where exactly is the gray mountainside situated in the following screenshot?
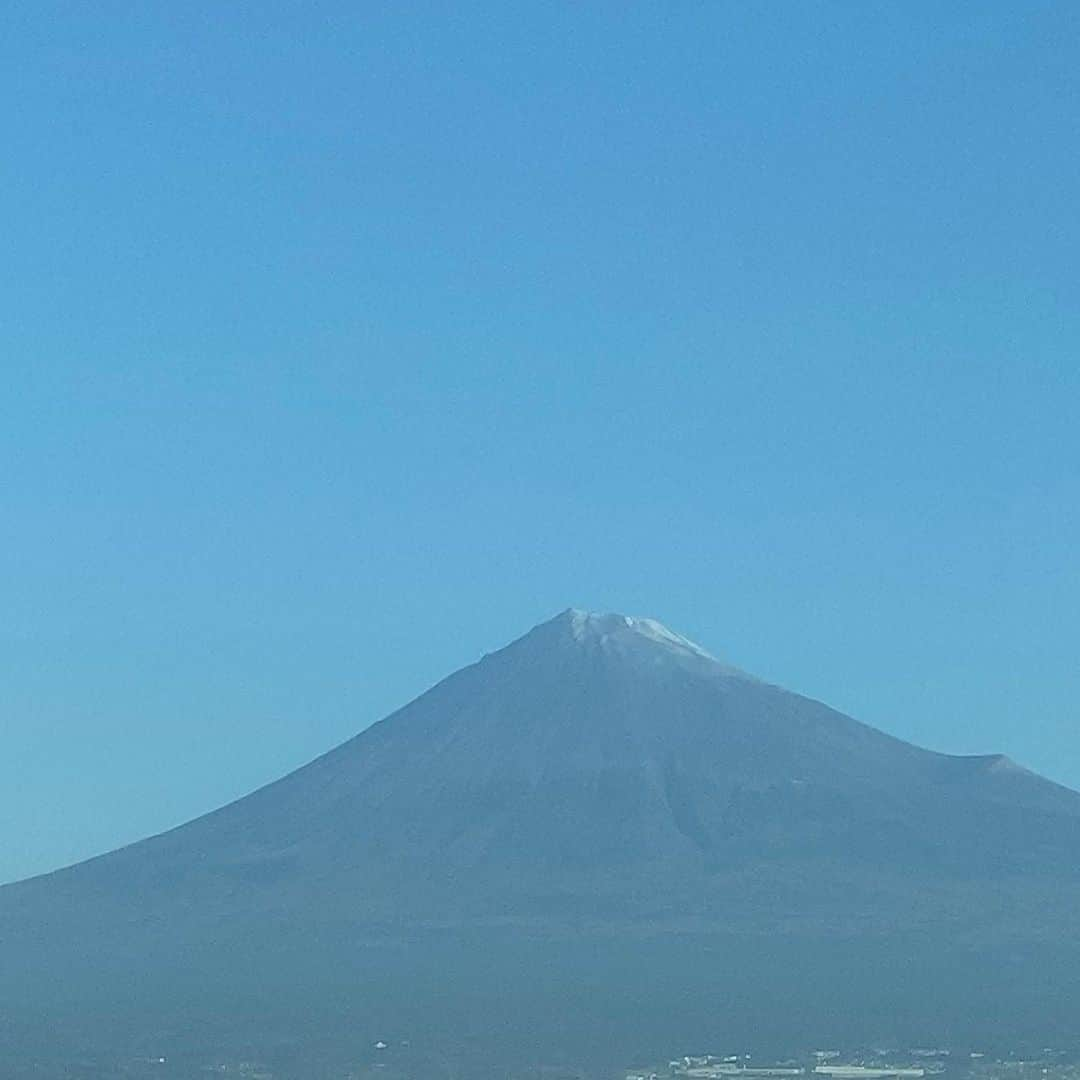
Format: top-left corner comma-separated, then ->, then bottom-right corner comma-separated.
4,610 -> 1080,1063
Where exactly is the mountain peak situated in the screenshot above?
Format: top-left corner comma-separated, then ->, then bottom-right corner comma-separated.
555,608 -> 715,659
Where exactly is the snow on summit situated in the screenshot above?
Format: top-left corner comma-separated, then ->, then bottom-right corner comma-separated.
496,608 -> 758,683
562,609 -> 715,659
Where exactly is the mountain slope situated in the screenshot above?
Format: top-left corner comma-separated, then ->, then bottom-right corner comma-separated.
3,610 -> 1080,1067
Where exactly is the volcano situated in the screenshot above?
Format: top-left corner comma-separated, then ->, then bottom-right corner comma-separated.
3,610 -> 1080,1069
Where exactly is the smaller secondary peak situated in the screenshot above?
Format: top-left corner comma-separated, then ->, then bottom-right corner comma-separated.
555,608 -> 715,660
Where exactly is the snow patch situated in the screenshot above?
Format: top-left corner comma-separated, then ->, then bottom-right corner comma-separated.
563,609 -> 715,659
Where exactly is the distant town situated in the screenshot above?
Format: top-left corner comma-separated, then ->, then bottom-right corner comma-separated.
628,1049 -> 1080,1080
14,1042 -> 1080,1080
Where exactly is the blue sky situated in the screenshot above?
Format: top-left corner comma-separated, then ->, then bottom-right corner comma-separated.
2,2 -> 1078,883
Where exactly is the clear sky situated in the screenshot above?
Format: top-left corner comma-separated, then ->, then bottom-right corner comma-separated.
2,2 -> 1078,884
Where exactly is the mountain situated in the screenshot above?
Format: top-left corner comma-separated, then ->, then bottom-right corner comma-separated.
3,610 -> 1080,1072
